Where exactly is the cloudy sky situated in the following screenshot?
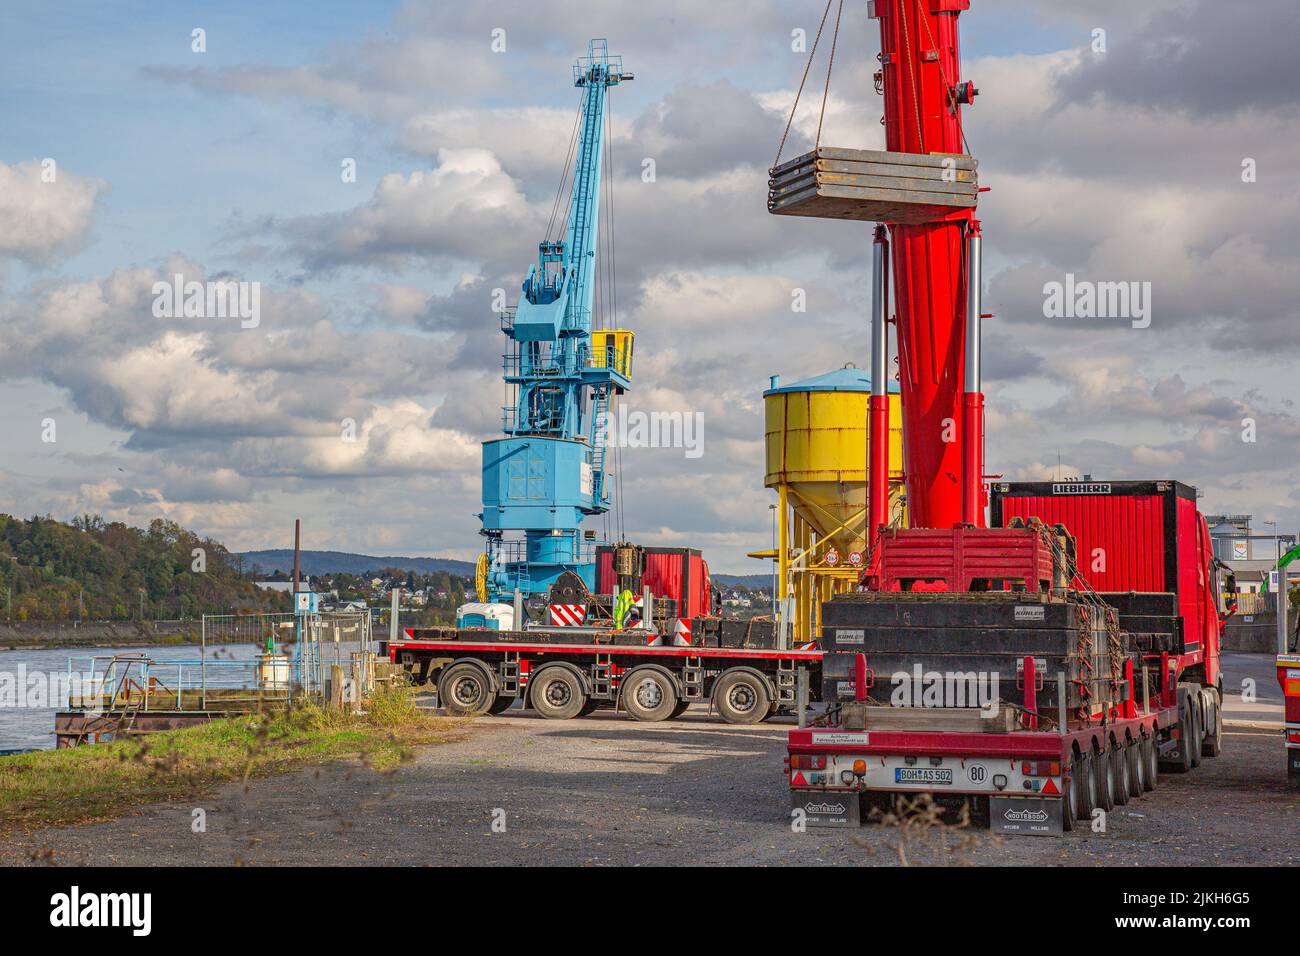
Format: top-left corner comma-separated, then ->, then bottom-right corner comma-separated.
0,0 -> 1297,572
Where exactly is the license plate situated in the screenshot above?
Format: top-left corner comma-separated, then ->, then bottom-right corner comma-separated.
894,768 -> 953,785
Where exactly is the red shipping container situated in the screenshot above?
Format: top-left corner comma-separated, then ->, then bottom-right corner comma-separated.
596,546 -> 711,618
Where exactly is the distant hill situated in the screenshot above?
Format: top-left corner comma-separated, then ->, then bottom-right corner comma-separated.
238,550 -> 769,587
239,549 -> 475,577
711,573 -> 771,588
0,514 -> 285,621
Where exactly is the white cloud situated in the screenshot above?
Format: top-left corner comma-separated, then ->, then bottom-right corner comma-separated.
0,160 -> 106,265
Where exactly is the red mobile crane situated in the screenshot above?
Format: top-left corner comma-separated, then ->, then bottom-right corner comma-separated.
770,0 -> 1229,833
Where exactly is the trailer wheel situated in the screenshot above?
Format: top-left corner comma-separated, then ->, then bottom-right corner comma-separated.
1064,757 -> 1081,831
1111,743 -> 1131,806
1200,690 -> 1222,758
1095,746 -> 1117,813
1127,739 -> 1145,797
487,694 -> 514,715
1188,695 -> 1204,769
713,669 -> 772,725
1141,734 -> 1158,791
438,662 -> 498,716
621,668 -> 678,722
578,699 -> 601,718
1075,750 -> 1098,820
670,700 -> 690,719
530,666 -> 588,720
1161,687 -> 1195,774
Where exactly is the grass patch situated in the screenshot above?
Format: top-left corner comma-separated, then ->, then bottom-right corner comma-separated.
0,688 -> 465,832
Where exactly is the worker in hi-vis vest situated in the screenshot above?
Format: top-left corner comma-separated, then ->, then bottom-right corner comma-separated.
614,589 -> 635,630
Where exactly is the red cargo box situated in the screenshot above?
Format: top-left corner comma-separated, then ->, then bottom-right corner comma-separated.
990,479 -> 1224,675
596,546 -> 712,618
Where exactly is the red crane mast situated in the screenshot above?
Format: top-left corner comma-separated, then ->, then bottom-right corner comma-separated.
871,0 -> 983,532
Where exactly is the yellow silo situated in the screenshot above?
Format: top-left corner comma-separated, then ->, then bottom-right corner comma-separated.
754,365 -> 905,643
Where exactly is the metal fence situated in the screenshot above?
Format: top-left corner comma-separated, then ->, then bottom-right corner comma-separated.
62,611 -> 377,718
199,610 -> 374,704
67,653 -> 290,712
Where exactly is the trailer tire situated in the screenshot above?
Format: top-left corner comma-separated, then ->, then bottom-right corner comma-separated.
1127,739 -> 1145,797
487,694 -> 515,715
1111,742 -> 1131,806
1142,734 -> 1158,791
620,667 -> 678,722
1076,750 -> 1098,819
1188,696 -> 1203,768
1161,687 -> 1195,774
1064,756 -> 1083,830
1200,690 -> 1222,758
713,669 -> 772,725
437,661 -> 498,716
529,665 -> 588,720
670,700 -> 690,719
1095,746 -> 1117,813
578,699 -> 601,718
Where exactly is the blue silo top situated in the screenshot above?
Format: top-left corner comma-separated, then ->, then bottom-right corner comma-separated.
763,365 -> 901,397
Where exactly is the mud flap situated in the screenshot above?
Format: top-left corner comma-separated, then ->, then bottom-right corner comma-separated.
989,795 -> 1063,836
1287,748 -> 1300,779
791,790 -> 860,827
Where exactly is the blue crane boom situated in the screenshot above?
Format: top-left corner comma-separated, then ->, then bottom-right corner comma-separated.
477,39 -> 634,603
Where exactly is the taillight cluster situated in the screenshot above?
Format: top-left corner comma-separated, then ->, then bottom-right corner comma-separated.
789,755 -> 827,770
1021,760 -> 1062,777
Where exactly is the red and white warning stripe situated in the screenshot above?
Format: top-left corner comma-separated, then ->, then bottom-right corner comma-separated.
548,603 -> 587,626
671,618 -> 692,646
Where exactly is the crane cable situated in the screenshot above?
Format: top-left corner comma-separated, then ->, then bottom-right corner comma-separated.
815,0 -> 845,150
773,0 -> 836,170
605,89 -> 619,330
898,0 -> 925,154
547,89 -> 585,243
912,0 -> 975,158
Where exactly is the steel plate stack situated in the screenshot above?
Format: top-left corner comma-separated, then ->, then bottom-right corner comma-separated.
768,147 -> 978,224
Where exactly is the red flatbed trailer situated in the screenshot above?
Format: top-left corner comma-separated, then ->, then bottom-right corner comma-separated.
387,629 -> 823,724
787,479 -> 1227,834
788,657 -> 1188,833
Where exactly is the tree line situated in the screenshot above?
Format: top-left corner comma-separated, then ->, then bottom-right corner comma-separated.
0,514 -> 288,623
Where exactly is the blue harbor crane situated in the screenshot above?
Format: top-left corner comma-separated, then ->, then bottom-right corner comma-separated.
476,39 -> 635,605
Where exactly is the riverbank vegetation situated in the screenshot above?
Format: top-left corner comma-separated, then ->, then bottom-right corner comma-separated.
0,688 -> 461,831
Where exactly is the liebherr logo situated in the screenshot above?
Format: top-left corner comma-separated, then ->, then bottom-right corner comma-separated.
50,886 -> 151,936
1003,807 -> 1050,823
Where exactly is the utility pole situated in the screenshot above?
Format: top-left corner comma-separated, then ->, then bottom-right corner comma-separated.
292,518 -> 301,596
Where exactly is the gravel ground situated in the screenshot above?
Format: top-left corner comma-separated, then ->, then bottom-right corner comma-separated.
2,653 -> 1294,867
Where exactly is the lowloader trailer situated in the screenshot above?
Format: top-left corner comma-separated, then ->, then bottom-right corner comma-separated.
787,480 -> 1228,835
387,627 -> 822,724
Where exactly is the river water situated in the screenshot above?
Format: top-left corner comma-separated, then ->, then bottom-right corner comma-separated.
0,641 -> 369,751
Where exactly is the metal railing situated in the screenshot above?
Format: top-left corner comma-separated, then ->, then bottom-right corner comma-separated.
67,653 -> 291,712
588,344 -> 632,377
1229,592 -> 1274,615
